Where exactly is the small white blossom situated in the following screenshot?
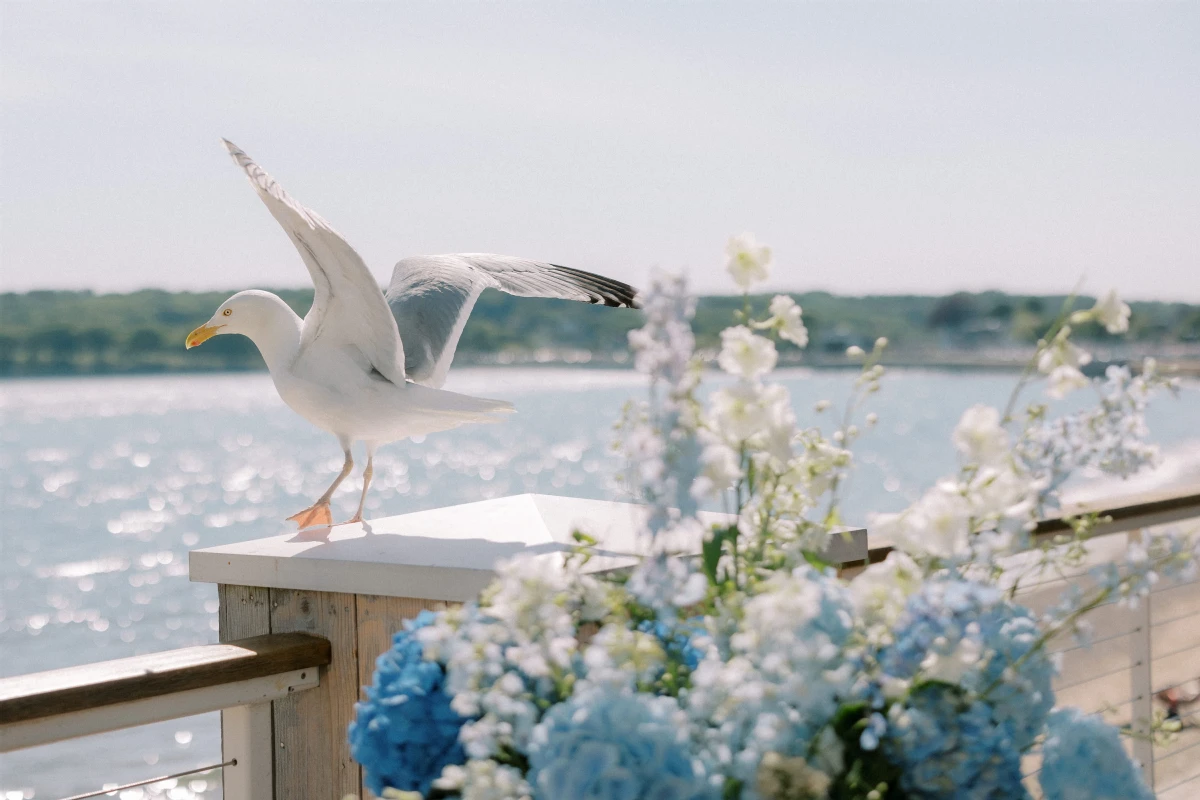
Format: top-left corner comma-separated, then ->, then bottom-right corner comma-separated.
873,481 -> 971,559
1047,365 -> 1089,399
693,441 -> 742,498
710,382 -> 793,444
725,232 -> 772,289
1091,289 -> 1131,334
718,325 -> 778,380
754,295 -> 809,347
952,404 -> 1009,466
1037,327 -> 1091,374
846,345 -> 865,359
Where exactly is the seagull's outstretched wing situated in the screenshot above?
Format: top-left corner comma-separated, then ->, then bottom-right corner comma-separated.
222,140 -> 406,385
386,254 -> 640,388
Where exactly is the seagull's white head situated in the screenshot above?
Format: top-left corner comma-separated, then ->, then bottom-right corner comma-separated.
186,290 -> 301,352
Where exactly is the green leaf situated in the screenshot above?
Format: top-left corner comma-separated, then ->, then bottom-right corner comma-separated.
702,525 -> 734,584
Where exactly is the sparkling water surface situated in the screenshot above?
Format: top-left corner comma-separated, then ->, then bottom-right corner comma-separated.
2,367 -> 1197,798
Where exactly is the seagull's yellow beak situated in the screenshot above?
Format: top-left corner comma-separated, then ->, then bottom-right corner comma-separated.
186,323 -> 224,349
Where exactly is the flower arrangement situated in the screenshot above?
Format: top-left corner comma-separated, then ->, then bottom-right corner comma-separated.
349,236 -> 1193,800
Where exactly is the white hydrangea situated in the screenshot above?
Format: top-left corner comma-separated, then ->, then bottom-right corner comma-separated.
725,232 -> 772,289
718,325 -> 778,380
581,623 -> 667,690
952,404 -> 1009,466
686,567 -> 854,787
417,554 -> 612,759
432,759 -> 533,800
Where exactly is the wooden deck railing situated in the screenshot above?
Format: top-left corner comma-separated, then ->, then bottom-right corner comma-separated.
3,489 -> 1198,799
0,632 -> 331,797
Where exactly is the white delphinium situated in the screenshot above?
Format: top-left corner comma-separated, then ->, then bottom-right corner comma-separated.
620,271 -> 703,532
626,518 -> 710,610
753,295 -> 809,348
1017,362 -> 1174,508
620,273 -> 709,611
725,233 -> 772,290
432,760 -> 533,800
952,405 -> 1010,466
718,326 -> 778,381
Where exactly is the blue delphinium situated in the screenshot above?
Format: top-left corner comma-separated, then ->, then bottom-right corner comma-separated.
885,683 -> 1029,799
528,688 -> 714,800
881,580 -> 1055,750
348,610 -> 470,796
1039,708 -> 1154,800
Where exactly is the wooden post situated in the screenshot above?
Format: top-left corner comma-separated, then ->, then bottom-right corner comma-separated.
191,493 -> 868,799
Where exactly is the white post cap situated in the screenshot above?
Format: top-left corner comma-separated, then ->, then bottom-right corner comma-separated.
189,493 -> 867,602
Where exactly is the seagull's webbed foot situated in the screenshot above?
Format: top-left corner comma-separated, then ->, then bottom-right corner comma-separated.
287,501 -> 333,529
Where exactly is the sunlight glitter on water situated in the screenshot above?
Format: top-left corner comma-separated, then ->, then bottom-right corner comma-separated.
1,368 -> 1197,796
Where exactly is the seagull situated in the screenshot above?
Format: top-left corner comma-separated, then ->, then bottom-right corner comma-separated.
187,140 -> 640,528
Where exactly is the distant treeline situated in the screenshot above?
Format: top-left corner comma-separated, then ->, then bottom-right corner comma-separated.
1,288 -> 1198,376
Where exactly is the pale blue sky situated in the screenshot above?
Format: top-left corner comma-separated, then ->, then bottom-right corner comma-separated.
2,2 -> 1197,299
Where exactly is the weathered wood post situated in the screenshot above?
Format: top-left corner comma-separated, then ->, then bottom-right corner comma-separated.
190,493 -> 867,799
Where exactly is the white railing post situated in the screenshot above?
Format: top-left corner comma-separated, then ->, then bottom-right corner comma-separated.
221,702 -> 274,800
1128,528 -> 1155,789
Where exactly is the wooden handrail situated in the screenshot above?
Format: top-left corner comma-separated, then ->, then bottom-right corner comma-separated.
0,632 -> 330,725
853,488 -> 1200,567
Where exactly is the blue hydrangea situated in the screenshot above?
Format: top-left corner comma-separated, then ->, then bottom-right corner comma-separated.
881,580 -> 1055,749
638,618 -> 703,671
528,688 -> 714,800
348,610 -> 470,796
1039,708 -> 1154,800
885,683 -> 1029,799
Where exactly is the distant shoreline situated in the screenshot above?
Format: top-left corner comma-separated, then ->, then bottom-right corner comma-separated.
4,352 -> 1198,380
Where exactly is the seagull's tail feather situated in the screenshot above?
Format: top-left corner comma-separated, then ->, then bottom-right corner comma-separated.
397,384 -> 515,438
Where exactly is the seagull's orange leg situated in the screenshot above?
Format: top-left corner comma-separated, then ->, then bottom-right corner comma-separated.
287,502 -> 333,529
289,446 -> 353,529
340,448 -> 375,525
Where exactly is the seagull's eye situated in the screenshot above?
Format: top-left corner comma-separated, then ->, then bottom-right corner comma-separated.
223,309 -> 232,317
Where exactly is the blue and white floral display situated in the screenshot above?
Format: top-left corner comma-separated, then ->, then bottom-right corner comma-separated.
349,237 -> 1193,800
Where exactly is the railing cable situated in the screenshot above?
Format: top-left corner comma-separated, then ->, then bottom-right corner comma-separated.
56,759 -> 234,800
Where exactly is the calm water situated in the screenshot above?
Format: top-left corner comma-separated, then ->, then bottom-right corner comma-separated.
2,367 -> 1198,798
